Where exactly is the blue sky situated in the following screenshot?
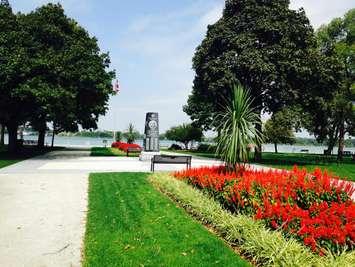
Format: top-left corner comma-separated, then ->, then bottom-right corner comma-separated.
11,0 -> 355,134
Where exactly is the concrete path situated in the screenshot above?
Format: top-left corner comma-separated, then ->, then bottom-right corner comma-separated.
0,149 -> 223,267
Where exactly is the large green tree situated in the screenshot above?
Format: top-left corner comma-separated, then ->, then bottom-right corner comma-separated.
184,0 -> 336,161
20,4 -> 115,147
0,2 -> 115,151
311,9 -> 355,159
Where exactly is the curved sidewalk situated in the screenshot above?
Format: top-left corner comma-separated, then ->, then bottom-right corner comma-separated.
0,149 -> 222,267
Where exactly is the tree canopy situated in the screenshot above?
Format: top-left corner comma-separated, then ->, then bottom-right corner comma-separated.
165,124 -> 203,150
0,3 -> 115,151
308,9 -> 355,158
184,0 -> 337,160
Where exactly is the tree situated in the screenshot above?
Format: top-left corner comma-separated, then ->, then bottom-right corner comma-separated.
0,2 -> 33,152
184,0 -> 335,161
264,109 -> 296,153
19,4 -> 115,148
312,9 -> 355,159
115,131 -> 122,142
165,124 -> 203,150
216,84 -> 263,169
123,123 -> 140,144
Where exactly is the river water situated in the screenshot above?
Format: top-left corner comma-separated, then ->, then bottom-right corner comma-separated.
3,134 -> 355,154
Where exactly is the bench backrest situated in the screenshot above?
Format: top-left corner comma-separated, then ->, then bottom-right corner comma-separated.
153,155 -> 191,164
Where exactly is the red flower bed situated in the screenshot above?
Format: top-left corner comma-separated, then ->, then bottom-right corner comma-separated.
111,141 -> 142,152
174,166 -> 355,254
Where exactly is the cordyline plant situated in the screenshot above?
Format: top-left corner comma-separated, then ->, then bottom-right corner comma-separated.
215,84 -> 263,170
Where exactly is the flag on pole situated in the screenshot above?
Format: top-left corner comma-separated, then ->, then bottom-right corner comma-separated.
113,79 -> 120,93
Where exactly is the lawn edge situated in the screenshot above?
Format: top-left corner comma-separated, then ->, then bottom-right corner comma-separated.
148,173 -> 355,267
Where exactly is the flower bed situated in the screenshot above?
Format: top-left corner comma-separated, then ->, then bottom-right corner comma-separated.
174,166 -> 355,255
111,141 -> 142,152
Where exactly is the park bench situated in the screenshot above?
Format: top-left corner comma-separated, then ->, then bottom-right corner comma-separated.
126,147 -> 142,157
151,155 -> 192,172
23,140 -> 38,146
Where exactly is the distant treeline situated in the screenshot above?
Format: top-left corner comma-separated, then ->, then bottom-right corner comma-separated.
199,137 -> 355,147
58,130 -> 115,138
294,138 -> 355,147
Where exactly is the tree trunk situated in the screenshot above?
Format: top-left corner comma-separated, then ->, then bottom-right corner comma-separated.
51,123 -> 55,148
7,123 -> 18,153
326,125 -> 338,155
337,121 -> 345,161
0,124 -> 4,146
253,95 -> 263,162
37,129 -> 46,148
254,116 -> 263,162
274,143 -> 278,153
37,119 -> 47,148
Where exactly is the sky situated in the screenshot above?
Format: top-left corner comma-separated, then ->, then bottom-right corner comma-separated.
11,0 -> 355,134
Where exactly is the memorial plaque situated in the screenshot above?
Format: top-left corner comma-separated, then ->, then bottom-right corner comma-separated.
143,112 -> 159,152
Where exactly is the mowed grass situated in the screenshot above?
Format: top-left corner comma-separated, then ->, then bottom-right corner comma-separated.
164,149 -> 355,181
84,172 -> 249,267
90,147 -> 139,157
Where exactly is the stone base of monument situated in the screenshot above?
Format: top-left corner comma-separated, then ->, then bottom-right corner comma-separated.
139,151 -> 161,161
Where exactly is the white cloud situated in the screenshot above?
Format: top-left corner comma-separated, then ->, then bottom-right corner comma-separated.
290,0 -> 354,29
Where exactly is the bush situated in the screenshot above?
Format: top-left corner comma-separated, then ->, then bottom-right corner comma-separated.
168,144 -> 183,150
174,166 -> 355,255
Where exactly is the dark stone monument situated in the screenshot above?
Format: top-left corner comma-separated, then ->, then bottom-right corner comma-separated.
143,112 -> 159,151
140,112 -> 160,161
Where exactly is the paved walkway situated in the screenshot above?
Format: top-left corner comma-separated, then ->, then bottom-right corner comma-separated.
0,149 -> 223,267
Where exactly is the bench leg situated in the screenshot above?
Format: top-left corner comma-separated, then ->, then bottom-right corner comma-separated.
151,162 -> 154,172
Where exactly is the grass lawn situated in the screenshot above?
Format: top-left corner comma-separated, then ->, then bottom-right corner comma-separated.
84,172 -> 249,267
90,147 -> 139,157
0,145 -> 59,169
164,149 -> 355,181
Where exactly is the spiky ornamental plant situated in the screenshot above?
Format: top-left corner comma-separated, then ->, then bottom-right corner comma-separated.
216,84 -> 263,170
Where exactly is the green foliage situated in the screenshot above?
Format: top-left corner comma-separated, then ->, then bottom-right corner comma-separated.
165,123 -> 203,149
0,3 -> 115,151
149,173 -> 355,267
184,0 -> 330,133
84,172 -> 249,267
264,109 -> 296,153
216,84 -> 263,168
115,131 -> 122,142
311,9 -> 355,156
59,130 -> 114,138
123,123 -> 140,144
